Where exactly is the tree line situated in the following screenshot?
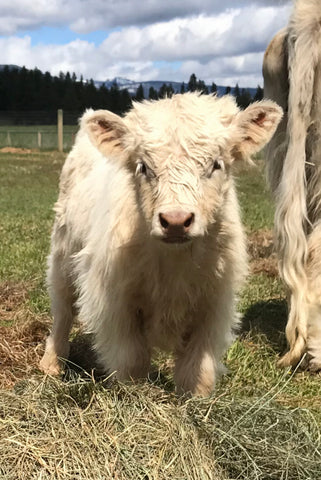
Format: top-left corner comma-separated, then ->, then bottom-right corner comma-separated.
0,66 -> 132,116
0,66 -> 263,121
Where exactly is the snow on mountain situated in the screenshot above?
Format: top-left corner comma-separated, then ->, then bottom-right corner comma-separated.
94,77 -> 257,98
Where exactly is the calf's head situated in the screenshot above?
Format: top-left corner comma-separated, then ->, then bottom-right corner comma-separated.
85,94 -> 282,245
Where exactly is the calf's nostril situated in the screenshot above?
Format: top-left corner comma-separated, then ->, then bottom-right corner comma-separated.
159,211 -> 194,234
159,214 -> 169,230
184,214 -> 194,229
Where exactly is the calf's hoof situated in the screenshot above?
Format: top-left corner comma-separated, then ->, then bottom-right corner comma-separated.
39,338 -> 70,375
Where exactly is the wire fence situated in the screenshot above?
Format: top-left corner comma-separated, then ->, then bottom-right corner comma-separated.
0,110 -> 81,151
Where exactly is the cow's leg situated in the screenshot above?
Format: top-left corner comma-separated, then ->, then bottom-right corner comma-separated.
281,224 -> 321,371
278,291 -> 308,367
93,308 -> 151,382
39,252 -> 74,375
305,225 -> 321,371
306,304 -> 321,371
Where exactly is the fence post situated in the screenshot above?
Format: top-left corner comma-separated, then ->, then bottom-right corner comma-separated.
38,131 -> 42,149
7,131 -> 11,147
57,109 -> 63,152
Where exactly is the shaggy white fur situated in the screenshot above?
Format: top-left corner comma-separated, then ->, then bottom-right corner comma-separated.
263,0 -> 321,369
40,92 -> 282,395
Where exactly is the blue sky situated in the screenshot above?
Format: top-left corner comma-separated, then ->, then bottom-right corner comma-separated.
0,0 -> 292,87
18,27 -> 117,47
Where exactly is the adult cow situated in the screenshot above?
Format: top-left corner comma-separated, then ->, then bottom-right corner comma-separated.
40,92 -> 281,396
263,0 -> 321,370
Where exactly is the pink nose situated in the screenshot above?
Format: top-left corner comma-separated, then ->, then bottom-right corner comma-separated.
159,211 -> 194,238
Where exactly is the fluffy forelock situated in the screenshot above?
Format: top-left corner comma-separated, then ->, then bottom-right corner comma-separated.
123,93 -> 239,165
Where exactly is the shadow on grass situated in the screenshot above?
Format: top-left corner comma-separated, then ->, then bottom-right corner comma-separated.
65,331 -> 175,392
64,332 -> 103,381
240,298 -> 288,353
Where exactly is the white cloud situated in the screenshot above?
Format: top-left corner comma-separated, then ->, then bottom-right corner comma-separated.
0,0 -> 291,35
0,1 -> 293,87
98,6 -> 289,63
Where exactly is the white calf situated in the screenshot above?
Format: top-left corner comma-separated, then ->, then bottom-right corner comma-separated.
40,93 -> 282,395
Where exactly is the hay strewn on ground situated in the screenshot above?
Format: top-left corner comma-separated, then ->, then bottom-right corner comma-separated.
1,372 -> 320,480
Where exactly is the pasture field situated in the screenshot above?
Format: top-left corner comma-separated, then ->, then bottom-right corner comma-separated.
0,125 -> 78,150
0,151 -> 320,479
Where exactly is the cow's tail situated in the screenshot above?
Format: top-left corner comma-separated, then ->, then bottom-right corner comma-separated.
276,0 -> 321,367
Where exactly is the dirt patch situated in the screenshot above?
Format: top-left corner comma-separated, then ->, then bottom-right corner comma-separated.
0,281 -> 29,323
248,229 -> 278,277
0,147 -> 34,154
248,229 -> 274,259
0,318 -> 48,389
0,282 -> 49,388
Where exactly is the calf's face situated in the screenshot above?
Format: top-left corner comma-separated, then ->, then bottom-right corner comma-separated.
133,139 -> 229,243
85,94 -> 282,245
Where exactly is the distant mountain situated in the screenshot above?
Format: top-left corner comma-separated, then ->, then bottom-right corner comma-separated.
0,65 -> 257,98
94,77 -> 258,98
0,64 -> 22,71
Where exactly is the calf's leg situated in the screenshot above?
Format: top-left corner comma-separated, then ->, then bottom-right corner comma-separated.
39,252 -> 74,375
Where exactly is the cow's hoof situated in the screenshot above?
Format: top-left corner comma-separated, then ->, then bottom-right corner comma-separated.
308,357 -> 321,373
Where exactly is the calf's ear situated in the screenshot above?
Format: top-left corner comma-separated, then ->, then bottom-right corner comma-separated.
82,109 -> 131,158
232,101 -> 283,161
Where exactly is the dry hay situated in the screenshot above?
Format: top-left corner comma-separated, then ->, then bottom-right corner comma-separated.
248,229 -> 279,277
0,282 -> 48,389
0,147 -> 33,154
0,375 -> 320,480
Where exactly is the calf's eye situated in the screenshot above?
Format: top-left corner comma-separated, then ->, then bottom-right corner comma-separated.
136,161 -> 147,175
212,159 -> 222,171
205,158 -> 224,178
136,161 -> 156,179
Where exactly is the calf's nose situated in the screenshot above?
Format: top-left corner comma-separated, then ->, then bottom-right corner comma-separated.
159,211 -> 194,237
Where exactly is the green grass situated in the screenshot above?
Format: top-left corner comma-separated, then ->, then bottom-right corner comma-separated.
0,125 -> 77,132
0,152 -> 320,480
0,125 -> 78,150
0,152 -> 63,280
237,160 -> 275,232
0,152 -> 64,318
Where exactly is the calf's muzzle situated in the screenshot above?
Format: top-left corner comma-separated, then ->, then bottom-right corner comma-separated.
159,211 -> 194,243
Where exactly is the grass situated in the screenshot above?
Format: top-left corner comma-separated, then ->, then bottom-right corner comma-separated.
0,151 -> 320,479
0,125 -> 78,150
237,160 -> 275,232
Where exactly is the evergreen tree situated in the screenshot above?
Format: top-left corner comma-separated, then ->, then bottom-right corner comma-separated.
187,73 -> 197,92
224,86 -> 231,95
109,82 -> 121,114
237,89 -> 252,109
196,79 -> 208,94
234,83 -> 240,101
254,85 -> 263,102
98,84 -> 111,110
148,86 -> 158,100
158,83 -> 168,98
135,84 -> 145,102
167,83 -> 174,98
210,82 -> 217,94
180,82 -> 186,94
85,79 -> 100,109
120,88 -> 132,112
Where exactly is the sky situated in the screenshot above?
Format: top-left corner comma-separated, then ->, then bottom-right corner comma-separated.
0,0 -> 293,88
